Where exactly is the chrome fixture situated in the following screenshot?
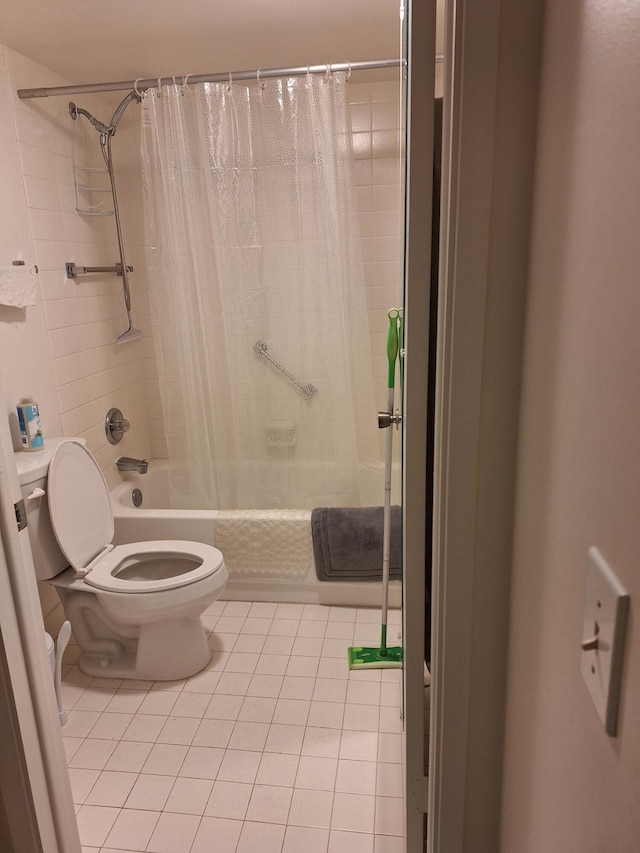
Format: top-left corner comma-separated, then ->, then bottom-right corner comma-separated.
116,457 -> 149,474
253,340 -> 318,400
65,262 -> 133,279
378,410 -> 402,430
17,59 -> 417,100
105,407 -> 130,444
69,92 -> 142,343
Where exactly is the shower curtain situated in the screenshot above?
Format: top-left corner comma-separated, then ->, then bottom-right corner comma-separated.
141,73 -> 379,510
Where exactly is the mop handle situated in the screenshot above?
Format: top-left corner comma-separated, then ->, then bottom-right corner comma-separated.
381,309 -> 400,654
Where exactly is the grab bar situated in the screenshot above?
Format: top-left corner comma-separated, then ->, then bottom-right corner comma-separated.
253,340 -> 318,400
65,261 -> 133,279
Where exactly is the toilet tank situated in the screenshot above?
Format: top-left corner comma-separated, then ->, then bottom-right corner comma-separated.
14,438 -> 86,581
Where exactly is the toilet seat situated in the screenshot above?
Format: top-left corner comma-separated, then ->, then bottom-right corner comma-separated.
84,540 -> 223,593
48,441 -> 224,593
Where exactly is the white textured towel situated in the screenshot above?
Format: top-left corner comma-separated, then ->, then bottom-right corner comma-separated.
214,509 -> 312,578
0,265 -> 37,308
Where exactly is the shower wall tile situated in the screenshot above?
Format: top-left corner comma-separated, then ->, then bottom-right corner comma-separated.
372,101 -> 399,131
371,211 -> 402,238
372,130 -> 398,159
372,157 -> 400,186
372,81 -> 400,102
348,80 -> 403,414
3,46 -> 152,492
372,185 -> 401,212
350,103 -> 372,133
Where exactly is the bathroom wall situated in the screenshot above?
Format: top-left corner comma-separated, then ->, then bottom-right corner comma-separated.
0,46 -> 152,480
0,45 -> 153,632
501,0 -> 640,848
350,77 -> 404,406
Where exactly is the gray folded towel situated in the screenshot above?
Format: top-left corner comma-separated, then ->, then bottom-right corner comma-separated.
311,506 -> 402,582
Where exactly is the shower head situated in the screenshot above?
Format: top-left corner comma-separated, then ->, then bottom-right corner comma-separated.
109,90 -> 141,132
117,324 -> 143,344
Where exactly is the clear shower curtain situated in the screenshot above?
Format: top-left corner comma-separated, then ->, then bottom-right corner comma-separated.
141,74 -> 379,509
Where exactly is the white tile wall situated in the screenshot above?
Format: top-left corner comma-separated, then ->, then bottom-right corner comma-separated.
348,79 -> 404,462
3,46 -> 152,488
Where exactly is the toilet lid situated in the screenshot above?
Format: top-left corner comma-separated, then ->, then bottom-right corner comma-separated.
48,440 -> 114,572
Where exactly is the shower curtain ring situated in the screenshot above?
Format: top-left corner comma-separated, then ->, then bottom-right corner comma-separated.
345,61 -> 352,83
324,63 -> 331,83
183,74 -> 196,94
227,71 -> 233,92
256,69 -> 266,91
157,77 -> 163,96
134,78 -> 145,98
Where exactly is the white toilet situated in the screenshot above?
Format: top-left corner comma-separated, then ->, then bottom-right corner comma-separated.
16,438 -> 228,681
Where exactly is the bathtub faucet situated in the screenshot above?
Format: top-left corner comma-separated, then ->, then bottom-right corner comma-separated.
116,456 -> 149,474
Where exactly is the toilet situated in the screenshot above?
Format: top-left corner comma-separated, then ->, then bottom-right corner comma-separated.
16,438 -> 228,681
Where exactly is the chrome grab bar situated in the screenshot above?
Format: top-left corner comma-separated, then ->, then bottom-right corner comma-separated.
253,340 -> 318,400
65,261 -> 133,279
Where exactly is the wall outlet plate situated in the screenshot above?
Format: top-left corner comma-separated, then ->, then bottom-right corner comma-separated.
580,547 -> 629,736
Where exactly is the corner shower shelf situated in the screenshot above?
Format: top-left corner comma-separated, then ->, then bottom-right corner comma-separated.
74,165 -> 114,216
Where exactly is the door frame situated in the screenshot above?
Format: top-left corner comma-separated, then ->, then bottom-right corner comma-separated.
402,0 -> 435,848
427,0 -> 544,850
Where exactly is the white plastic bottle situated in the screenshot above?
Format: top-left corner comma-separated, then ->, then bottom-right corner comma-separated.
17,397 -> 44,451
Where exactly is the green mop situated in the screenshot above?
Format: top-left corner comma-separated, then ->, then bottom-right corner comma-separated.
348,308 -> 403,670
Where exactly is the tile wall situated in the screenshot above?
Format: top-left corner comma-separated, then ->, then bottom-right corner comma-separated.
348,79 -> 404,420
1,45 -> 153,631
2,46 -> 152,482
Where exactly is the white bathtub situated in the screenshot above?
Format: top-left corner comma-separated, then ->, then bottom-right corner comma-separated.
111,460 -> 401,607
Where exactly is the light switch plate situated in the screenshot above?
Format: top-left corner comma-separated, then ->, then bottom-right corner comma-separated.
580,547 -> 629,736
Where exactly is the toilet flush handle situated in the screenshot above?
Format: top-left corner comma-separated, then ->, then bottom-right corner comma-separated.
26,487 -> 46,500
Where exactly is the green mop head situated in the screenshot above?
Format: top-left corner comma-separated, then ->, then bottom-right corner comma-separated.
347,624 -> 402,669
347,644 -> 403,670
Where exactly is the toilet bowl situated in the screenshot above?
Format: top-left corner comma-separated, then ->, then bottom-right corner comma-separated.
16,438 -> 228,681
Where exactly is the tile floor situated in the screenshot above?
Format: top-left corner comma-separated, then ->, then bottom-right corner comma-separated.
60,600 -> 405,853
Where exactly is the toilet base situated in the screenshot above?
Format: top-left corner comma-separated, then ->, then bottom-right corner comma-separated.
77,616 -> 212,681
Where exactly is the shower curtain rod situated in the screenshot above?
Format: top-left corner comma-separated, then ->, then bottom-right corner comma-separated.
16,57 -> 441,100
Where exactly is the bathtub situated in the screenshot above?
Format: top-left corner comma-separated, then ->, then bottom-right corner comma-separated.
111,460 -> 401,608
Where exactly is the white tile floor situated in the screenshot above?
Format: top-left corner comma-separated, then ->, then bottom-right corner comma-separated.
61,601 -> 405,853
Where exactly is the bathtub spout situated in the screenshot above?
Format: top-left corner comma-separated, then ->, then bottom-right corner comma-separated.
117,456 -> 148,474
